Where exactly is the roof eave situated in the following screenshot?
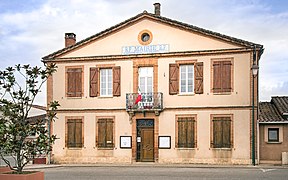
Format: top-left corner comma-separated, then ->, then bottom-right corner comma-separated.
259,121 -> 288,124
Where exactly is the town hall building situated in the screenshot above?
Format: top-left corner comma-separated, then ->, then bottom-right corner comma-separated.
43,3 -> 264,164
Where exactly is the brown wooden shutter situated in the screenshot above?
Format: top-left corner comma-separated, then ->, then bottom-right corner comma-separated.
113,66 -> 121,96
67,120 -> 75,147
186,118 -> 195,148
75,119 -> 83,148
222,117 -> 231,148
222,61 -> 232,93
177,118 -> 186,148
106,119 -> 114,148
90,67 -> 98,97
169,64 -> 179,95
213,119 -> 222,148
75,69 -> 82,97
194,62 -> 204,94
97,119 -> 114,148
67,69 -> 75,97
213,61 -> 222,93
67,119 -> 82,148
67,68 -> 82,97
97,119 -> 106,148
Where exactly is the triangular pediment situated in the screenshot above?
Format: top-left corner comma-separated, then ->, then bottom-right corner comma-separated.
43,12 -> 262,60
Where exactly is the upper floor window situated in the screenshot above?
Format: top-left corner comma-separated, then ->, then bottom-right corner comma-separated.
268,128 -> 279,142
100,68 -> 113,96
89,66 -> 121,97
212,59 -> 233,93
66,67 -> 83,97
180,65 -> 194,94
169,62 -> 203,95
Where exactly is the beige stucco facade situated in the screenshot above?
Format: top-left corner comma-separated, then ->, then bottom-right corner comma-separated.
44,10 -> 263,164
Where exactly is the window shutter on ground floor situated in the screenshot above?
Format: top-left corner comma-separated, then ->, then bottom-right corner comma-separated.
67,119 -> 83,148
113,66 -> 121,96
169,64 -> 179,95
212,117 -> 231,148
177,117 -> 195,148
67,68 -> 82,97
97,119 -> 114,148
194,62 -> 204,94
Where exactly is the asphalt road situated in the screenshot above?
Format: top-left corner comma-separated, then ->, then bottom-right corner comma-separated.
43,166 -> 288,180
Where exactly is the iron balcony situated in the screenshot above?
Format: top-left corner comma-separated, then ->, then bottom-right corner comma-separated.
126,92 -> 163,113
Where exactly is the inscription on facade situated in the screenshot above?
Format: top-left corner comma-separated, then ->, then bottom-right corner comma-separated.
122,44 -> 169,55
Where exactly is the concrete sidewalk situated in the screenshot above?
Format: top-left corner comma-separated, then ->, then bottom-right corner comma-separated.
23,163 -> 288,170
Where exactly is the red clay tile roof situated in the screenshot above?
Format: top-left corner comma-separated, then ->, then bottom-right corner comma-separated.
259,96 -> 288,123
42,11 -> 264,61
271,96 -> 288,115
259,102 -> 285,122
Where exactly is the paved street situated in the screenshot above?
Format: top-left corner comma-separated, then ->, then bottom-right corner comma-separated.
42,165 -> 288,180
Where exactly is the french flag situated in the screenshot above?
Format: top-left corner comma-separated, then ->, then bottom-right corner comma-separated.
134,87 -> 142,104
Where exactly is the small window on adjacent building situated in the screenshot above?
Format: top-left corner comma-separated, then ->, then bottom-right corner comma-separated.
66,67 -> 83,97
66,118 -> 83,148
211,116 -> 232,148
176,116 -> 196,148
268,128 -> 279,142
97,118 -> 114,148
212,60 -> 233,93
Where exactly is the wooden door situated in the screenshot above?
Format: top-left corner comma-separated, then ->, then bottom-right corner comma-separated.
141,128 -> 154,162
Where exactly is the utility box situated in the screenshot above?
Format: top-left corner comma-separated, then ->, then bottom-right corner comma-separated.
282,152 -> 288,165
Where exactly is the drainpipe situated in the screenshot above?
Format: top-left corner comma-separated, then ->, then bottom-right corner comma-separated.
257,119 -> 260,165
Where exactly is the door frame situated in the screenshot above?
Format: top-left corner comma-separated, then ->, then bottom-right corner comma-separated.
132,115 -> 159,163
136,119 -> 154,162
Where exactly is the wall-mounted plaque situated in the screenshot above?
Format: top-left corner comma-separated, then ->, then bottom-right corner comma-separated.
158,136 -> 171,149
120,136 -> 132,149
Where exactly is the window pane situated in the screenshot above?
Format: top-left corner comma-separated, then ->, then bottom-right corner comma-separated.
138,67 -> 153,93
179,65 -> 194,93
268,129 -> 279,142
100,69 -> 112,96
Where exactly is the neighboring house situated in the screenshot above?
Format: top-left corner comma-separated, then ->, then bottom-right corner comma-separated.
259,96 -> 288,164
42,4 -> 264,164
0,105 -> 47,165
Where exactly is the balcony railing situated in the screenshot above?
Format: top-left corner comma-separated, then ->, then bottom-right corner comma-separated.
126,92 -> 163,112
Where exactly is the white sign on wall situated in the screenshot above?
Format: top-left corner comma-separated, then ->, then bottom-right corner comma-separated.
122,44 -> 170,55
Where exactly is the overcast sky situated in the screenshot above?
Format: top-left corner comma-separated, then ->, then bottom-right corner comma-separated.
0,0 -> 287,105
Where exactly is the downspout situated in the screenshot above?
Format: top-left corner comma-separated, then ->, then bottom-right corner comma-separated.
257,119 -> 260,164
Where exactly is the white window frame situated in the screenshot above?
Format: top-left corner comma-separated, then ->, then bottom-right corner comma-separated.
138,67 -> 153,107
138,67 -> 153,93
100,68 -> 113,97
179,64 -> 194,94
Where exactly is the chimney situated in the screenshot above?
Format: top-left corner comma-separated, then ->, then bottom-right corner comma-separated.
65,33 -> 76,47
154,3 -> 161,16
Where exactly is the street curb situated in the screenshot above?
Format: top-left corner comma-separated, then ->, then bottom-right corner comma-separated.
24,164 -> 62,170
